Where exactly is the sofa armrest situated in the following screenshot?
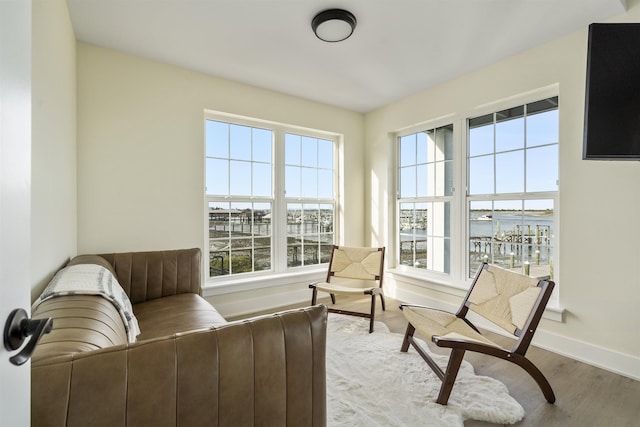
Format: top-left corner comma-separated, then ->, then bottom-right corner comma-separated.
32,304 -> 328,427
97,248 -> 201,304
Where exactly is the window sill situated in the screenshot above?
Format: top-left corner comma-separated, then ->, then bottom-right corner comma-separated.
202,266 -> 327,297
387,268 -> 470,296
387,268 -> 565,323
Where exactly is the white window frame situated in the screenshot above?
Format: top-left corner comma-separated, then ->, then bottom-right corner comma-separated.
465,93 -> 559,285
203,111 -> 340,290
395,123 -> 456,276
389,87 -> 561,312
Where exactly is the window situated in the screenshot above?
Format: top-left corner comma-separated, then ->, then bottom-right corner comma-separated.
467,96 -> 558,278
285,134 -> 335,267
393,94 -> 559,286
205,115 -> 336,279
397,124 -> 453,274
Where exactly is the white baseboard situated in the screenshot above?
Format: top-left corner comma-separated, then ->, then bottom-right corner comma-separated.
533,329 -> 640,381
394,286 -> 640,381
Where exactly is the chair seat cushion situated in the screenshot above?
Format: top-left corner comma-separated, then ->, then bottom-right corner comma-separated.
133,293 -> 227,341
402,305 -> 499,347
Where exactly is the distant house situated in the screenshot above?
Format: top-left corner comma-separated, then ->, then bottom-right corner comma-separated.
208,207 -> 269,223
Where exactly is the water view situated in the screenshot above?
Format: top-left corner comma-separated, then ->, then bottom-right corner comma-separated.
400,207 -> 554,279
469,209 -> 554,278
208,205 -> 334,276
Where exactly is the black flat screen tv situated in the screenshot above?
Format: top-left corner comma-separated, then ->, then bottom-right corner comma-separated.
583,23 -> 640,160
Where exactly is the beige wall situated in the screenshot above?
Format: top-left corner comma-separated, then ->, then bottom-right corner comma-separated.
31,0 -> 77,299
76,44 -> 365,255
365,2 -> 640,376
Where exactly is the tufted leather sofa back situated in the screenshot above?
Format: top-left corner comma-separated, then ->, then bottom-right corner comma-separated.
96,247 -> 201,304
31,304 -> 328,427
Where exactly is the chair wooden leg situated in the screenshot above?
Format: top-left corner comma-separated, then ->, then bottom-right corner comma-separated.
330,293 -> 336,304
513,355 -> 556,403
401,323 -> 415,352
436,348 -> 466,405
311,287 -> 318,305
368,294 -> 376,333
379,294 -> 386,311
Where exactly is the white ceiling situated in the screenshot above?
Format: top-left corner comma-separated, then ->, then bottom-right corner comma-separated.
66,0 -> 627,113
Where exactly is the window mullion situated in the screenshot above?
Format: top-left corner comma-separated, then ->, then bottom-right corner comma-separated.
454,117 -> 467,282
273,128 -> 286,272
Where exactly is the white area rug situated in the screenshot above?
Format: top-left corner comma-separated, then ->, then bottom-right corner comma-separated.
326,314 -> 525,426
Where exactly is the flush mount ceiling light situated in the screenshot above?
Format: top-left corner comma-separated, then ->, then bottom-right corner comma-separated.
311,9 -> 357,42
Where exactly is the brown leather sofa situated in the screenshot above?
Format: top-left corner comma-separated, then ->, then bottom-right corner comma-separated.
31,248 -> 328,427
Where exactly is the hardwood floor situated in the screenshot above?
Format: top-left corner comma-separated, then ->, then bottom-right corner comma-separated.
231,295 -> 640,427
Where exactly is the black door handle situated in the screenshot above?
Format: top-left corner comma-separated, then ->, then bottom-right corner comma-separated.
3,308 -> 53,366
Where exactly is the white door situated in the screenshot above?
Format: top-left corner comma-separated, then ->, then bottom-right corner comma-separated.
1,1 -> 32,425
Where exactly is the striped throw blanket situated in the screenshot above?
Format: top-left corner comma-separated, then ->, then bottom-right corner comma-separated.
33,263 -> 140,342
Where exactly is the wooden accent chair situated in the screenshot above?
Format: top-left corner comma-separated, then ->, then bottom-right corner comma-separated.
400,262 -> 556,405
310,245 -> 385,333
